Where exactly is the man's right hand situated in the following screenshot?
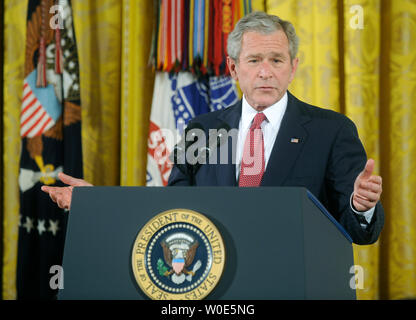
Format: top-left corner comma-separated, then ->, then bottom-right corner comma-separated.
41,172 -> 93,210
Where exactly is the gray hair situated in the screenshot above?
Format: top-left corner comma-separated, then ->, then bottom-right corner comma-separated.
227,11 -> 299,62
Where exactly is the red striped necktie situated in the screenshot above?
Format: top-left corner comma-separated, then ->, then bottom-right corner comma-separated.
239,112 -> 267,187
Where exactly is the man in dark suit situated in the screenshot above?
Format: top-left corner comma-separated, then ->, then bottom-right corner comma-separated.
42,12 -> 384,245
168,11 -> 384,245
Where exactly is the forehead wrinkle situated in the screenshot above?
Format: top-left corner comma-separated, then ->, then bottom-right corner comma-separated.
242,51 -> 287,60
240,31 -> 291,59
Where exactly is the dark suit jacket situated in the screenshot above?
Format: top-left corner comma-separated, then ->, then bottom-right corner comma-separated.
168,91 -> 384,245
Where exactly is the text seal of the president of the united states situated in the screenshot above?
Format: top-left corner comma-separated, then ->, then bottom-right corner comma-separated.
132,208 -> 225,300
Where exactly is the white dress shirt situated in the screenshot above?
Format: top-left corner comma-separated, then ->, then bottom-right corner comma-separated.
235,92 -> 375,227
236,93 -> 288,178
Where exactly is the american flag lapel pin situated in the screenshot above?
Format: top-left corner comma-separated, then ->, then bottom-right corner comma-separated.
291,137 -> 300,143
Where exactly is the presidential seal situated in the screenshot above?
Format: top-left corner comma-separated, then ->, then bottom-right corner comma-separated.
132,209 -> 225,300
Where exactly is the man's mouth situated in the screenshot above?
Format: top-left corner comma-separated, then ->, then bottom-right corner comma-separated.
256,86 -> 275,90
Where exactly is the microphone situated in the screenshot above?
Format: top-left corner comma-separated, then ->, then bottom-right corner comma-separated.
170,122 -> 204,175
170,121 -> 232,178
193,121 -> 231,173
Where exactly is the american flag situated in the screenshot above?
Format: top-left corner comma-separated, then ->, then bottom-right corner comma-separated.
20,74 -> 59,138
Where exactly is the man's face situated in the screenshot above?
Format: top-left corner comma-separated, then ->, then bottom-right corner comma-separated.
227,30 -> 299,111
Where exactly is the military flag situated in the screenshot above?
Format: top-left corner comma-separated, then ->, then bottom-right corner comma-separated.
17,0 -> 82,299
146,0 -> 251,186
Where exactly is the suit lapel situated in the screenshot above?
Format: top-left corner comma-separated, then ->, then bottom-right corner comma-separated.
211,94 -> 311,187
261,92 -> 311,186
215,101 -> 242,186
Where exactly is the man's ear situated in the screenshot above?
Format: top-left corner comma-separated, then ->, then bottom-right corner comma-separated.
227,56 -> 238,80
289,57 -> 299,83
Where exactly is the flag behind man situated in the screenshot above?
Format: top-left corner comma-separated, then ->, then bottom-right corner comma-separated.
17,0 -> 82,299
146,0 -> 251,186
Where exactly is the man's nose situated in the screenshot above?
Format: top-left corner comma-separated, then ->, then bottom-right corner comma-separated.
258,62 -> 272,78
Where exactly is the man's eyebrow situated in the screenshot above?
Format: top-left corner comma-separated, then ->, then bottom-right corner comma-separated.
269,52 -> 287,59
244,52 -> 287,59
244,54 -> 262,59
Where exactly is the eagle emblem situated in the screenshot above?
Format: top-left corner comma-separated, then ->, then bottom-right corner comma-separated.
132,209 -> 225,299
159,232 -> 202,285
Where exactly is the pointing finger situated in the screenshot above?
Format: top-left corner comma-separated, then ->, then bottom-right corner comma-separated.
58,172 -> 79,186
58,172 -> 93,187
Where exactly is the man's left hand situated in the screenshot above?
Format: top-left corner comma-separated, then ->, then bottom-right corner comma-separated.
353,159 -> 383,212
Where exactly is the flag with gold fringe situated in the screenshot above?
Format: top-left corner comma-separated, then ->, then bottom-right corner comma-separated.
17,0 -> 82,299
146,0 -> 251,186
